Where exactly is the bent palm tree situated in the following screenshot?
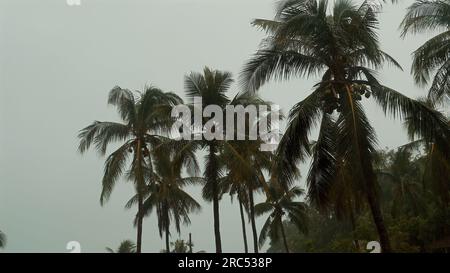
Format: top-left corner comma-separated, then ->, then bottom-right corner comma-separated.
78,86 -> 182,252
106,240 -> 136,253
255,184 -> 308,253
241,0 -> 450,252
401,0 -> 450,104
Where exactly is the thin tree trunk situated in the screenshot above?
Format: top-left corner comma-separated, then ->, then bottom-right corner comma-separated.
136,193 -> 143,253
248,189 -> 258,253
212,183 -> 222,253
165,229 -> 170,253
279,219 -> 290,253
238,196 -> 249,253
135,138 -> 145,253
209,143 -> 222,253
165,202 -> 170,253
189,233 -> 193,253
367,187 -> 391,253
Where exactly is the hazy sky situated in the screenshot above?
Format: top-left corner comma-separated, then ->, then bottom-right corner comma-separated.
0,0 -> 437,253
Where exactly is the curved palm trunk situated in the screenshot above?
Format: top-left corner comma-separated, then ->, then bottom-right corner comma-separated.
248,189 -> 258,253
341,85 -> 391,253
238,196 -> 249,253
279,219 -> 290,253
165,228 -> 170,253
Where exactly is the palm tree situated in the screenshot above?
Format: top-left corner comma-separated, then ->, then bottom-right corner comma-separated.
375,145 -> 425,217
219,93 -> 277,253
106,240 -> 136,253
241,0 -> 450,252
221,174 -> 250,253
255,184 -> 308,253
128,143 -> 202,253
221,138 -> 273,253
78,86 -> 182,252
0,230 -> 5,249
401,0 -> 450,104
183,67 -> 235,253
403,99 -> 450,205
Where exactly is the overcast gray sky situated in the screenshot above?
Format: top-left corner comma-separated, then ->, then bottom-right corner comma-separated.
0,0 -> 437,253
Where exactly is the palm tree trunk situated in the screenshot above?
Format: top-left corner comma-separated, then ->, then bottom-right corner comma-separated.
165,201 -> 170,253
165,229 -> 170,253
135,138 -> 145,253
279,219 -> 289,253
367,187 -> 391,253
238,196 -> 249,253
209,143 -> 222,253
248,189 -> 258,253
136,193 -> 143,253
212,183 -> 222,253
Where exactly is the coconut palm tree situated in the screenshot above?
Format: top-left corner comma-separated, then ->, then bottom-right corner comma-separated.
221,138 -> 274,253
182,67 -> 234,253
219,93 -> 277,253
128,143 -> 202,253
375,145 -> 425,217
106,240 -> 136,253
403,99 -> 450,205
255,184 -> 308,253
221,174 -> 250,253
401,0 -> 450,104
78,86 -> 182,252
241,0 -> 450,252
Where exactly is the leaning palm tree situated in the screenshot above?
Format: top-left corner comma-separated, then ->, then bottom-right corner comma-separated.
401,0 -> 450,104
241,0 -> 450,252
106,240 -> 136,253
78,86 -> 182,252
128,143 -> 202,253
255,184 -> 308,253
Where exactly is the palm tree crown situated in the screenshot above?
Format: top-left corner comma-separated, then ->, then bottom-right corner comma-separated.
401,0 -> 450,104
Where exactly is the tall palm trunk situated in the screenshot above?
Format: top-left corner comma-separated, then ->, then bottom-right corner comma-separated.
164,201 -> 170,253
208,143 -> 222,253
279,219 -> 290,253
135,139 -> 145,253
165,228 -> 170,253
248,189 -> 258,253
136,193 -> 143,253
238,195 -> 249,253
342,84 -> 391,253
